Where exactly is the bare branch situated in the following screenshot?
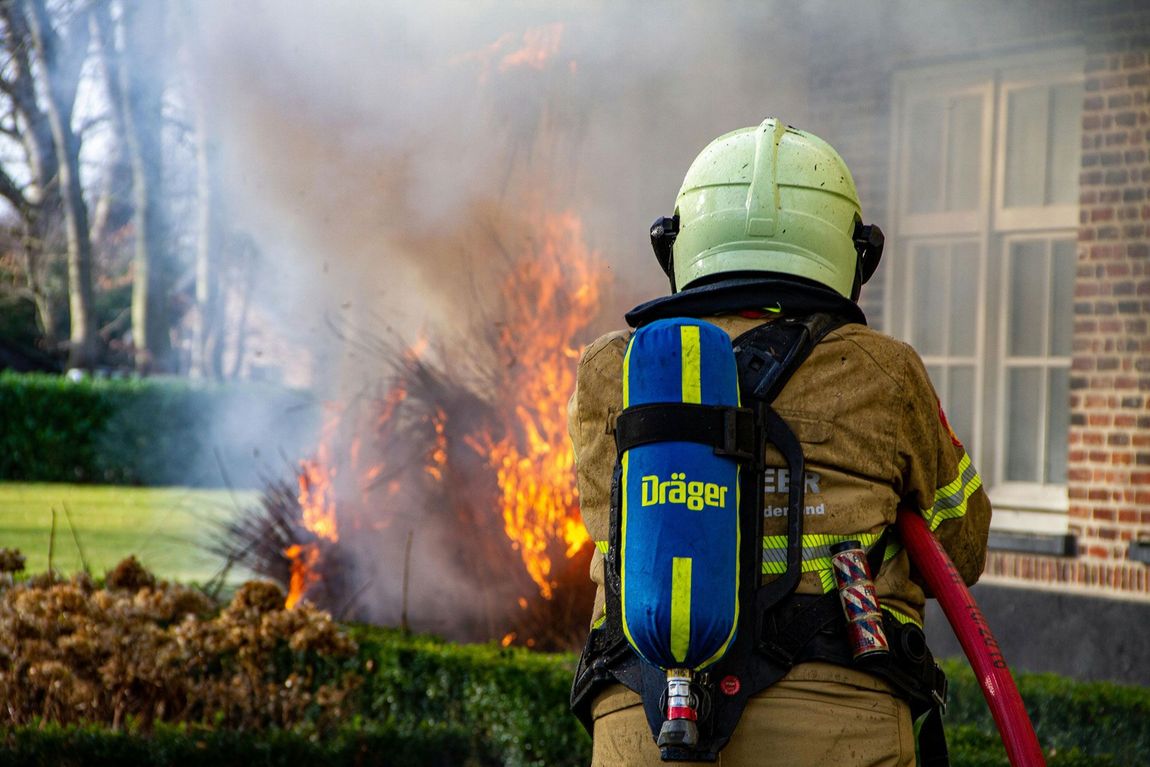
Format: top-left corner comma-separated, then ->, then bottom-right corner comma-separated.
0,162 -> 28,213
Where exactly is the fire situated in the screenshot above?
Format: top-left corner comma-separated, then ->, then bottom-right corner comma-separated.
499,23 -> 564,72
453,23 -> 567,83
283,543 -> 320,610
269,208 -> 605,637
298,405 -> 342,544
297,458 -> 339,543
426,408 -> 448,482
285,408 -> 343,607
482,212 -> 598,599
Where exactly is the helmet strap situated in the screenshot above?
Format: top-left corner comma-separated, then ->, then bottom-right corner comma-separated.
851,219 -> 885,301
650,214 -> 680,292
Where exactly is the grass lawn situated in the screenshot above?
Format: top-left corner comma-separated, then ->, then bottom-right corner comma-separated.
0,483 -> 259,585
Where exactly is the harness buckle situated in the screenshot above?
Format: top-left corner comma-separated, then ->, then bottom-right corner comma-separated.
930,663 -> 949,714
715,407 -> 756,461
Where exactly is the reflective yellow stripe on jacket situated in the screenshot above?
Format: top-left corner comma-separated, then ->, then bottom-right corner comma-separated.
761,533 -> 902,593
923,452 -> 982,532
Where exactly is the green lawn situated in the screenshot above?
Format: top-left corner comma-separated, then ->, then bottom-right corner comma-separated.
0,483 -> 258,584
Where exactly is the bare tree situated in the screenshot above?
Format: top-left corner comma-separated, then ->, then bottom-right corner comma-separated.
94,0 -> 171,373
21,0 -> 101,369
190,93 -> 223,379
0,0 -> 73,353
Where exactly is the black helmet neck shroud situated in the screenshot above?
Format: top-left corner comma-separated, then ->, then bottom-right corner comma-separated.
625,275 -> 868,329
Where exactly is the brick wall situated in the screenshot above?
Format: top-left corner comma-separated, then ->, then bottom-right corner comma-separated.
1057,31 -> 1150,597
809,2 -> 1150,599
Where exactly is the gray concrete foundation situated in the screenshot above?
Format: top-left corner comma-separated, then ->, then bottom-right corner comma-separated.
923,582 -> 1150,687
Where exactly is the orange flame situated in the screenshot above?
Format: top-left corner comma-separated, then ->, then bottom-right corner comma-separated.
284,543 -> 320,610
499,23 -> 564,72
426,408 -> 448,482
285,408 -> 343,607
453,23 -> 566,83
297,458 -> 339,543
482,212 -> 597,599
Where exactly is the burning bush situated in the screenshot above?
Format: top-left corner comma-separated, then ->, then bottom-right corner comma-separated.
0,552 -> 359,731
214,212 -> 602,651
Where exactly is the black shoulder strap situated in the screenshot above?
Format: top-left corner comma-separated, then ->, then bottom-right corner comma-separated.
732,313 -> 851,612
733,312 -> 847,402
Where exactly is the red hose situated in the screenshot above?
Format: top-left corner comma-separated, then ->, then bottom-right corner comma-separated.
895,508 -> 1046,767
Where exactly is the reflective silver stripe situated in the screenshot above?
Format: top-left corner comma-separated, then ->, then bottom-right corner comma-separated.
924,453 -> 982,532
762,533 -> 902,593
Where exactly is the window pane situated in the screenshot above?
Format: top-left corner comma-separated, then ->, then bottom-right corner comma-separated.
926,364 -> 945,395
1006,367 -> 1042,482
1008,240 -> 1047,357
1048,82 -> 1084,205
949,241 -> 980,356
947,365 -> 976,447
911,244 -> 947,354
1050,239 -> 1077,356
1004,86 -> 1048,208
908,100 -> 944,214
946,95 -> 983,211
1045,368 -> 1070,484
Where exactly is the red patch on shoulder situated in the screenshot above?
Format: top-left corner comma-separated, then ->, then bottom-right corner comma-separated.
938,400 -> 962,448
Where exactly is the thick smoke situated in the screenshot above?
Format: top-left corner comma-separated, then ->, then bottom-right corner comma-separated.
188,0 -> 818,395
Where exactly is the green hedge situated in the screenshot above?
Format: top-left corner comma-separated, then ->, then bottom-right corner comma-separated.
0,722 -> 481,767
346,628 -> 1147,767
2,624 -> 1145,765
351,627 -> 587,767
940,658 -> 1148,765
0,372 -> 316,487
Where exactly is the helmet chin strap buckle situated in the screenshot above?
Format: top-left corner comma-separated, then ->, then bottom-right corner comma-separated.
853,220 -> 885,285
651,214 -> 680,291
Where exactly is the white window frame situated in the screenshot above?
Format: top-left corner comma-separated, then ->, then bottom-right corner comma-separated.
888,48 -> 1085,535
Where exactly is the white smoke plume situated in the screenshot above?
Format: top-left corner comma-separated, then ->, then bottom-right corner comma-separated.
187,0 -> 817,394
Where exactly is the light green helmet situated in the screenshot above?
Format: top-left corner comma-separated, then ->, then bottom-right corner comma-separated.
652,118 -> 881,299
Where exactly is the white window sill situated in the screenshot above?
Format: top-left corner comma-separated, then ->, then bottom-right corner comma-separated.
987,484 -> 1070,536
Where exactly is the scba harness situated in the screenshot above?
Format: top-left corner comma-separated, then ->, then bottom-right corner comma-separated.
570,310 -> 949,764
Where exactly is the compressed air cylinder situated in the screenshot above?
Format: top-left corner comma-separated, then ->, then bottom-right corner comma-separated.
829,540 -> 890,659
620,318 -> 741,674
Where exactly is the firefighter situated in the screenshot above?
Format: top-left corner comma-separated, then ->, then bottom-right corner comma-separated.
568,118 -> 991,765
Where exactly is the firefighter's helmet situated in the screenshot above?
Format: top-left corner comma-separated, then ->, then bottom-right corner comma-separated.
650,118 -> 884,300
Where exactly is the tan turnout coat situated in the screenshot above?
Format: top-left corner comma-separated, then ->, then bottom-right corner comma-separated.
568,314 -> 992,766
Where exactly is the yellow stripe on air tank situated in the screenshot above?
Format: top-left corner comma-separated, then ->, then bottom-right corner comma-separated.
619,451 -> 638,652
622,336 -> 634,409
680,325 -> 702,404
670,557 -> 693,664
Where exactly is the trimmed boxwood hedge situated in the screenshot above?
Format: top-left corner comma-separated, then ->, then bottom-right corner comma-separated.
0,721 -> 481,767
348,627 -> 1147,767
350,627 -> 587,767
940,657 -> 1148,765
0,372 -> 315,487
1,627 -> 1145,766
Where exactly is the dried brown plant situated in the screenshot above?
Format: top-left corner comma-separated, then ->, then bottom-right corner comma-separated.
0,553 -> 360,731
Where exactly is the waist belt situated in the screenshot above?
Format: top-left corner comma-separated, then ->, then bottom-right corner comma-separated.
571,592 -> 949,764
